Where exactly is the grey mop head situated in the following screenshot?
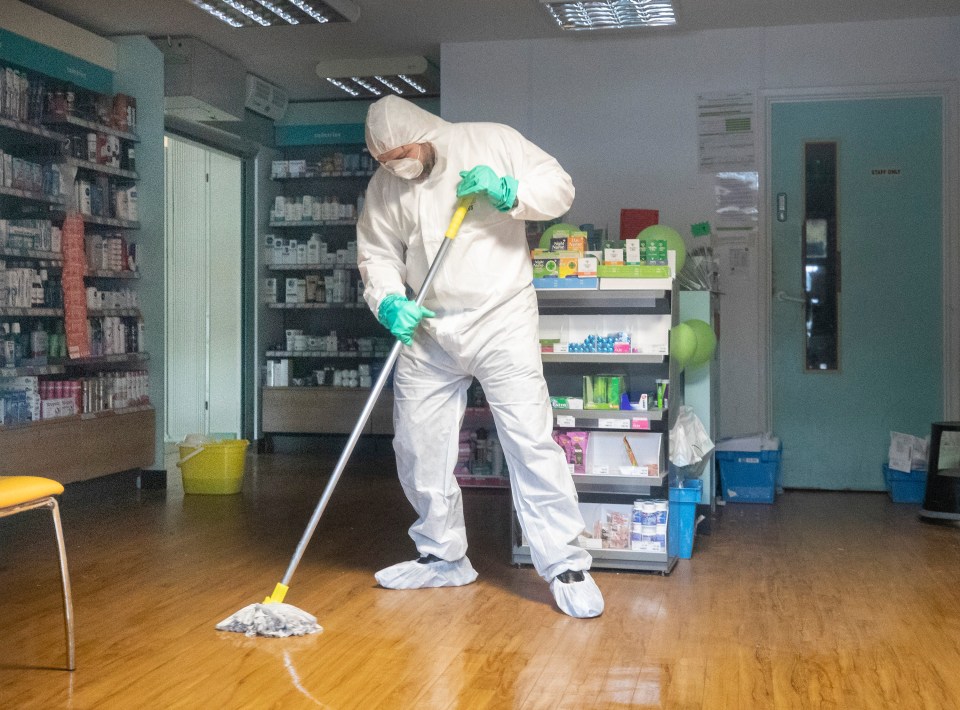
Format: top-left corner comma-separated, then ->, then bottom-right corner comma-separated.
216,602 -> 323,638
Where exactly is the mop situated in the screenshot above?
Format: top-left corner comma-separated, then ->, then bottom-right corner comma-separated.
216,196 -> 475,637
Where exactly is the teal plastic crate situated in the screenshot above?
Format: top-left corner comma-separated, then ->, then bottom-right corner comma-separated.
882,464 -> 926,504
716,447 -> 781,503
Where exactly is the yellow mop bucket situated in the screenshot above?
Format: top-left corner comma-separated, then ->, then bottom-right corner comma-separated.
177,438 -> 250,495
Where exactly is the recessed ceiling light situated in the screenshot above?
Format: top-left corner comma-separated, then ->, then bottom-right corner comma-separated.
187,0 -> 359,27
539,0 -> 676,31
315,57 -> 437,98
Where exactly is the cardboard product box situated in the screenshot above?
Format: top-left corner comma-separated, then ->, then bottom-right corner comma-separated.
583,374 -> 625,410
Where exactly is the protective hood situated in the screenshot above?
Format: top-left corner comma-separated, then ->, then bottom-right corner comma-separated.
364,96 -> 448,158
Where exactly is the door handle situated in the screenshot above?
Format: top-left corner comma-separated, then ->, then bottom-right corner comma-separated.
775,290 -> 806,304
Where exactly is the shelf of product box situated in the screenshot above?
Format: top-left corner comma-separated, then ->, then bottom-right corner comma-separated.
76,215 -> 140,230
271,171 -> 376,180
570,473 -> 666,495
265,350 -> 383,359
553,407 -> 666,430
0,116 -> 70,145
512,544 -> 674,573
268,219 -> 357,228
455,474 -> 510,489
59,352 -> 149,366
0,184 -> 67,205
87,307 -> 141,318
0,363 -> 66,377
0,307 -> 63,317
85,269 -> 139,280
62,157 -> 138,181
536,288 -> 668,307
0,247 -> 62,262
50,210 -> 140,230
541,352 -> 665,364
267,302 -> 363,310
43,115 -> 139,143
266,263 -> 360,272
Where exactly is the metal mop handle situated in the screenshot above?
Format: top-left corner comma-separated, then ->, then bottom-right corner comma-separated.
273,196 -> 474,595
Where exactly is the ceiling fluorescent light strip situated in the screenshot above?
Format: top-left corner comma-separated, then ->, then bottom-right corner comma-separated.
351,77 -> 382,96
543,1 -> 675,30
252,0 -> 299,24
374,76 -> 404,95
289,0 -> 329,23
220,0 -> 272,26
326,77 -> 359,96
397,75 -> 426,94
191,0 -> 245,27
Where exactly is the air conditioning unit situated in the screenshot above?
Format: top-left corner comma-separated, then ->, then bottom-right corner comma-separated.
245,75 -> 289,122
159,38 -> 246,122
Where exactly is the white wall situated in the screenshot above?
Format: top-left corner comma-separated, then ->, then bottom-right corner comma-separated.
441,16 -> 960,437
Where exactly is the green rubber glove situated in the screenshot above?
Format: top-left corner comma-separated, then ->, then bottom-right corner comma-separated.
377,294 -> 436,345
456,165 -> 518,212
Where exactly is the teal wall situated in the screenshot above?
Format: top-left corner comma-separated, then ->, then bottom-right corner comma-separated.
0,27 -> 112,92
112,36 -> 167,470
278,98 -> 441,146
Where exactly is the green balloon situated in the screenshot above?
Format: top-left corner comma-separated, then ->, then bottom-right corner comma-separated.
669,322 -> 697,369
638,224 -> 687,272
685,319 -> 716,368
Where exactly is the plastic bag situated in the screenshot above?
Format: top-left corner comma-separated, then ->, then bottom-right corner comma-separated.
669,405 -> 714,467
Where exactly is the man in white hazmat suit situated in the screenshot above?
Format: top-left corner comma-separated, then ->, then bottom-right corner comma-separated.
357,95 -> 603,619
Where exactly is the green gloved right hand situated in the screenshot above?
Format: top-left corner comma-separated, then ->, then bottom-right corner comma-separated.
377,294 -> 436,345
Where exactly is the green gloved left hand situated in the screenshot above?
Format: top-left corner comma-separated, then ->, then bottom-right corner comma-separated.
377,294 -> 435,345
456,165 -> 518,212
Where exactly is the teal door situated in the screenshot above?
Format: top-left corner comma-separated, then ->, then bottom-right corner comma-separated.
771,97 -> 943,489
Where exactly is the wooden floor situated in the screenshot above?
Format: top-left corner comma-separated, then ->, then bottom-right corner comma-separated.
2,442 -> 960,709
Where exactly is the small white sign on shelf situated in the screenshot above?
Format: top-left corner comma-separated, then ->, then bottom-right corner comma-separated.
598,418 -> 630,430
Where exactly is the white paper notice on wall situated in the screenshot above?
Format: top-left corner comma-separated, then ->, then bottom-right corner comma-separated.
714,171 -> 759,241
697,92 -> 756,173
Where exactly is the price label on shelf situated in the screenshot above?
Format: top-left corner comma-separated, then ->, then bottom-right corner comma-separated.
598,418 -> 630,429
631,418 -> 651,430
555,415 -> 576,428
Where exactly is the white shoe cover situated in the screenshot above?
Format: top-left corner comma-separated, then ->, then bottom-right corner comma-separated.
549,571 -> 604,618
375,556 -> 478,589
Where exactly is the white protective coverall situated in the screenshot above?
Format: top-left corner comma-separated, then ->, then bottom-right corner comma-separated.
358,96 -> 602,617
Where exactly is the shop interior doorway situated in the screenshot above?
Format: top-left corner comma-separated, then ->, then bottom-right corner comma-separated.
163,134 -> 243,442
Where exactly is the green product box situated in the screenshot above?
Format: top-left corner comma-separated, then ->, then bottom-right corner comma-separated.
532,257 -> 560,278
583,374 -> 625,409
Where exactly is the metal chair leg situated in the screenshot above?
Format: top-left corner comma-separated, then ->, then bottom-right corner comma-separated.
49,498 -> 75,671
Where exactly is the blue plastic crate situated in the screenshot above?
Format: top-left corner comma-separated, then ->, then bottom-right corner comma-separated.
716,448 -> 781,504
882,464 -> 926,504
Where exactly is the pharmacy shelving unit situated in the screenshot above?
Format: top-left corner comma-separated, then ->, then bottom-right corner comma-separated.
0,90 -> 153,484
260,143 -> 395,445
511,282 -> 679,573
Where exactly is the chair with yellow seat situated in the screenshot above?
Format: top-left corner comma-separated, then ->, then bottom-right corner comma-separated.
0,476 -> 75,671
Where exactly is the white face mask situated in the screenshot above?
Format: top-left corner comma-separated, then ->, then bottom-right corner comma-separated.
383,157 -> 424,180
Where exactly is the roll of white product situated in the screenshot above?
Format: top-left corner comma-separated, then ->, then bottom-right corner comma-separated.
655,500 -> 669,524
